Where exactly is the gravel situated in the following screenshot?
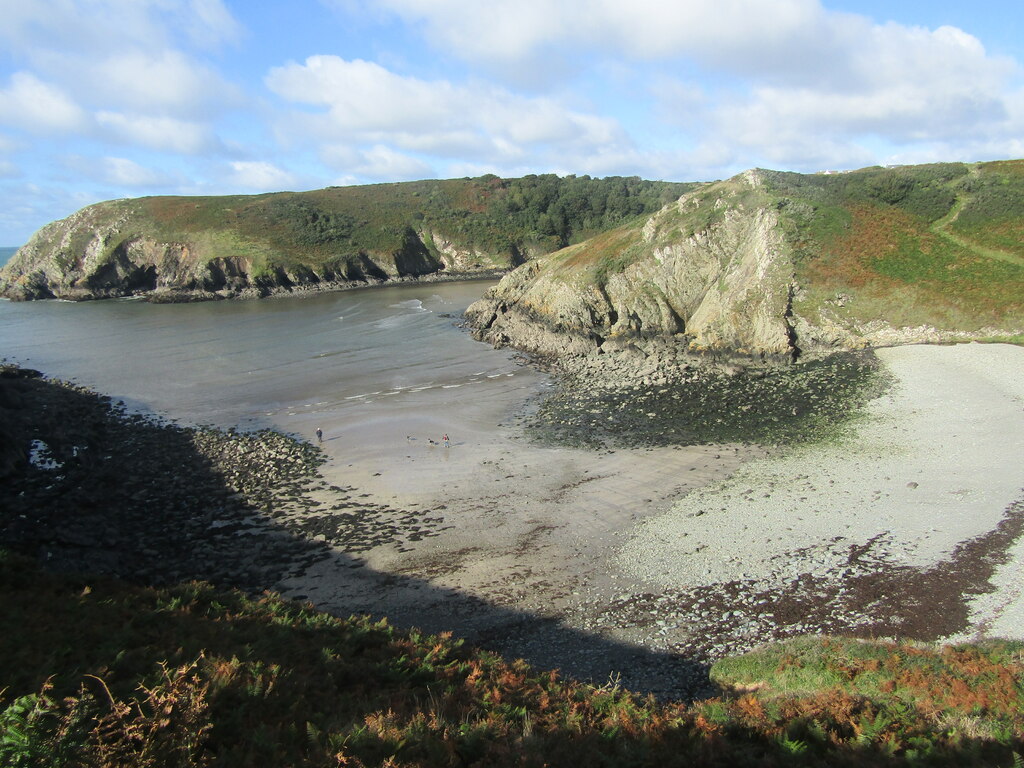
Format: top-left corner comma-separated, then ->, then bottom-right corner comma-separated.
616,343 -> 1024,657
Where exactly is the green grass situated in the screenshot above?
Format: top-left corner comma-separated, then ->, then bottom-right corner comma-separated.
772,163 -> 1024,334
711,636 -> 1024,759
4,554 -> 1024,766
505,159 -> 1023,346
21,175 -> 695,283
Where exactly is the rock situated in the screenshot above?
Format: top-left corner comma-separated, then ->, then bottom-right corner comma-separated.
466,175 -> 798,362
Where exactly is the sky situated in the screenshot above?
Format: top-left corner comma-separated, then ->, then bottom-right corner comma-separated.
0,1 -> 1021,246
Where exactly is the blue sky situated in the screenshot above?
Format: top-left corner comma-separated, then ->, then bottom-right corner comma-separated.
0,0 -> 1021,246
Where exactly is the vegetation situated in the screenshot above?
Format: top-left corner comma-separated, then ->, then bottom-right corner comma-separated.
762,161 -> 1024,332
525,160 -> 1023,336
27,175 -> 694,282
1,552 -> 1023,767
709,636 -> 1024,766
531,351 -> 891,449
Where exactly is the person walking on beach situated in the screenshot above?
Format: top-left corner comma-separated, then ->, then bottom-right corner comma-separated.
315,427 -> 323,443
443,433 -> 450,447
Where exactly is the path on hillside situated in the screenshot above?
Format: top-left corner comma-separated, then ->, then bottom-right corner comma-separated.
930,188 -> 1024,268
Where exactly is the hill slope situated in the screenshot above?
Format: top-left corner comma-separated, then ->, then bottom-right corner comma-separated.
466,161 -> 1024,361
0,175 -> 692,301
4,553 -> 1024,767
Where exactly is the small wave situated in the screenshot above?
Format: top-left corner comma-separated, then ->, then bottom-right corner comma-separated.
344,390 -> 383,400
374,314 -> 420,330
390,299 -> 427,311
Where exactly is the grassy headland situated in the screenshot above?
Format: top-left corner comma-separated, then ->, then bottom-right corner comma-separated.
621,161 -> 1024,334
122,174 -> 695,269
0,175 -> 695,301
768,161 -> 1024,333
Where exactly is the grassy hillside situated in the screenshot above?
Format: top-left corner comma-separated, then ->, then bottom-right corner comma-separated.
25,175 -> 694,279
526,161 -> 1024,341
2,553 -> 1023,767
765,161 -> 1024,334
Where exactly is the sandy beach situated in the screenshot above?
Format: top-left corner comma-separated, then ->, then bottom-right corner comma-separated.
275,342 -> 1024,698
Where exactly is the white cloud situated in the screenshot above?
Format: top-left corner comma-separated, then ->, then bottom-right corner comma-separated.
0,2 -> 243,126
60,154 -> 173,187
0,0 -> 242,57
95,112 -> 216,154
646,13 -> 1023,173
100,157 -> 170,186
88,50 -> 239,116
225,160 -> 298,190
348,0 -> 825,74
345,0 -> 1023,174
266,56 -> 627,164
696,22 -> 1015,167
322,144 -> 433,179
183,0 -> 244,49
0,72 -> 87,133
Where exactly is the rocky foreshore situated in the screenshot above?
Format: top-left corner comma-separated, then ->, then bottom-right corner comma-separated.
502,334 -> 891,450
1,265 -> 507,303
0,365 -> 450,592
5,339 -> 1024,705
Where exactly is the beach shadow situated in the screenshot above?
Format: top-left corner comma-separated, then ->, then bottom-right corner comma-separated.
6,366 -> 1024,706
0,368 -> 710,701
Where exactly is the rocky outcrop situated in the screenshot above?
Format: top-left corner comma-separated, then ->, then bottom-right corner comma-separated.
0,203 -> 508,302
466,166 -> 1024,366
466,174 -> 800,363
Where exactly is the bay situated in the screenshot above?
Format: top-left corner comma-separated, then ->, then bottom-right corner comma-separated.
0,280 -> 540,438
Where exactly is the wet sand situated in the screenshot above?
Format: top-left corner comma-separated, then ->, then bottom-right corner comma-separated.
280,368 -> 757,627
274,342 -> 1024,696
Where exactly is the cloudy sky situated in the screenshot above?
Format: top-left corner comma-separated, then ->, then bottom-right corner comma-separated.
0,0 -> 1021,245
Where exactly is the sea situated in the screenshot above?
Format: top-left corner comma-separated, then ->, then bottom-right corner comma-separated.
0,276 -> 538,437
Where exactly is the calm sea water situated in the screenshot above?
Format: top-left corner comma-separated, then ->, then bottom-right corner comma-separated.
0,280 -> 536,433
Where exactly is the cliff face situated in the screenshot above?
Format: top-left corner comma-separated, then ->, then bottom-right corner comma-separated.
0,175 -> 693,302
467,162 -> 1024,362
0,202 -> 505,302
466,173 -> 799,362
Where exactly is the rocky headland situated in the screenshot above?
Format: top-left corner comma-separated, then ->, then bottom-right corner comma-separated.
465,163 -> 1024,373
0,175 -> 689,302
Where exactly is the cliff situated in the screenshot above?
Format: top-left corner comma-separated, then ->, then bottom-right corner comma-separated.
0,202 -> 459,302
467,161 -> 1024,362
0,175 -> 691,302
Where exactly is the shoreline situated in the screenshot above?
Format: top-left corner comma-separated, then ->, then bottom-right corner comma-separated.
5,342 -> 1024,700
0,266 -> 509,303
279,342 -> 1024,694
